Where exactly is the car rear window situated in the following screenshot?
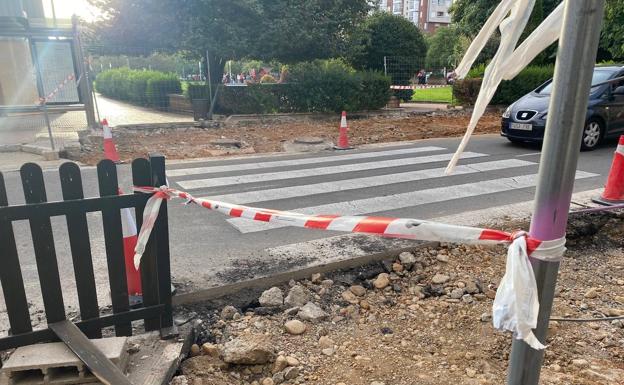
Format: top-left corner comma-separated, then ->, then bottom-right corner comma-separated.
537,69 -> 616,95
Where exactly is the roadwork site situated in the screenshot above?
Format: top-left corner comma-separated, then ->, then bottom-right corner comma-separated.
76,110 -> 502,165
2,0 -> 624,384
170,211 -> 624,385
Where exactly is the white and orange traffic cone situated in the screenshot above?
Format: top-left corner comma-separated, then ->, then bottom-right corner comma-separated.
102,118 -> 121,163
594,135 -> 624,205
334,111 -> 353,150
120,189 -> 142,305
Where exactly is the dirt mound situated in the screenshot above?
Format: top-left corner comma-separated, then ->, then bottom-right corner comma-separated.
171,213 -> 624,385
77,110 -> 502,165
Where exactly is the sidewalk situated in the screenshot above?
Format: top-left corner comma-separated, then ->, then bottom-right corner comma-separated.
95,94 -> 194,126
400,102 -> 450,112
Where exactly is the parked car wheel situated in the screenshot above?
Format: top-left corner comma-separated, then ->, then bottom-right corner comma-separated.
580,118 -> 603,150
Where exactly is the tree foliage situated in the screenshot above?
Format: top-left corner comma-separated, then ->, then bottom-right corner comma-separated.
450,0 -> 560,37
601,0 -> 624,60
87,0 -> 373,84
86,0 -> 179,50
425,26 -> 463,68
346,12 -> 427,72
450,0 -> 623,63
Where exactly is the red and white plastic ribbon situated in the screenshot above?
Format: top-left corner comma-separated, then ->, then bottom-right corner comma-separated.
132,186 -> 566,349
390,84 -> 449,90
36,74 -> 76,105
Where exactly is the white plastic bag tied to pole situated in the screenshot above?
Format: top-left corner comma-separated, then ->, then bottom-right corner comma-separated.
493,234 -> 545,350
446,1 -> 565,174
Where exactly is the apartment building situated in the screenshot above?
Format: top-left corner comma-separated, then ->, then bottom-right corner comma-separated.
377,0 -> 453,33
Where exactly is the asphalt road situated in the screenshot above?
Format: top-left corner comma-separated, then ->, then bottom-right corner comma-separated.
0,134 -> 617,332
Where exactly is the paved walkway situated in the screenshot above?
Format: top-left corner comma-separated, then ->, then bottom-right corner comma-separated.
0,152 -> 69,172
400,102 -> 449,112
95,94 -> 194,126
0,110 -> 86,149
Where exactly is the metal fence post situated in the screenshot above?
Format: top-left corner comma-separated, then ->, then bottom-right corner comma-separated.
506,1 -> 606,384
206,50 -> 213,108
29,40 -> 55,151
384,56 -> 387,77
72,17 -> 98,129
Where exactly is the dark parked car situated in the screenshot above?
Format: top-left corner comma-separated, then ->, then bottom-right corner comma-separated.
501,65 -> 624,150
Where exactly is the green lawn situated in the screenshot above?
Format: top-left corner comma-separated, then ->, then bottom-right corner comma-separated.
410,86 -> 453,103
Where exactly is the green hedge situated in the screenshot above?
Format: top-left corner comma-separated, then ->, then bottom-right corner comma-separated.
453,65 -> 555,105
187,61 -> 391,114
95,68 -> 181,107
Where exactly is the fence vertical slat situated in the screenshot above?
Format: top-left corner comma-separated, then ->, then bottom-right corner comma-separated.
149,154 -> 176,337
59,162 -> 102,338
96,160 -> 132,336
0,172 -> 32,335
131,158 -> 160,331
20,163 -> 66,324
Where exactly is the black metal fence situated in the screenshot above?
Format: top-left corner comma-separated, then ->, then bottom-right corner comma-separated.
0,155 -> 174,351
384,56 -> 456,104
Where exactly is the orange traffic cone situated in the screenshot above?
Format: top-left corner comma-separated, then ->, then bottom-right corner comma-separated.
594,135 -> 624,205
102,118 -> 121,163
334,111 -> 353,150
120,190 -> 142,305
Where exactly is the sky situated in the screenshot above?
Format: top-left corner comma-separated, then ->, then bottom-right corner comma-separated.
42,0 -> 102,22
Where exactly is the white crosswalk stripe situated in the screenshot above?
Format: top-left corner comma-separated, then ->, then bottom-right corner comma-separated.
165,144 -> 600,237
176,151 -> 487,189
226,171 -> 598,234
167,146 -> 446,176
204,159 -> 535,204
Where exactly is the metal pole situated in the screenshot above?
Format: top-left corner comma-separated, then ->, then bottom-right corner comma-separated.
506,1 -> 606,384
50,0 -> 57,28
30,39 -> 56,151
72,17 -> 97,129
205,50 -> 213,107
384,56 -> 388,77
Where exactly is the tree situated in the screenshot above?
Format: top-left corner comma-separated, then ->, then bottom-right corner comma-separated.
601,0 -> 624,60
425,26 -> 463,68
87,0 -> 373,86
252,1 -> 372,63
450,0 -> 499,37
85,0 -> 180,51
347,12 -> 427,72
346,12 -> 426,101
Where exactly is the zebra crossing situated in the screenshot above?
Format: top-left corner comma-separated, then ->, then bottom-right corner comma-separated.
166,144 -> 599,235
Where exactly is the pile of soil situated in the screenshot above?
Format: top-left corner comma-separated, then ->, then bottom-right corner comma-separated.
77,110 -> 502,165
171,212 -> 624,385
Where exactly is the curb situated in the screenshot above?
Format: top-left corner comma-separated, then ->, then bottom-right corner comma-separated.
172,241 -> 437,306
0,144 -> 60,160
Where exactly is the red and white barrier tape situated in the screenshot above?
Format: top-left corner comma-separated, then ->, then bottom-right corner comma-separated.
390,84 -> 449,90
36,74 -> 75,105
132,186 -> 566,349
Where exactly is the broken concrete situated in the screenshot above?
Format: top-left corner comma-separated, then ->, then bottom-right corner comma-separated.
125,331 -> 192,385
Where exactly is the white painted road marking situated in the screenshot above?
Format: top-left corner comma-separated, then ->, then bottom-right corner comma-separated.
227,171 -> 598,234
176,152 -> 488,189
167,146 -> 446,177
205,159 -> 536,204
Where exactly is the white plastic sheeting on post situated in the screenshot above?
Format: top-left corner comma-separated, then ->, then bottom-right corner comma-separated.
446,1 -> 565,174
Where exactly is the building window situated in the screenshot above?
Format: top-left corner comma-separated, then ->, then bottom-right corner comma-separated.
393,0 -> 403,13
410,10 -> 419,23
